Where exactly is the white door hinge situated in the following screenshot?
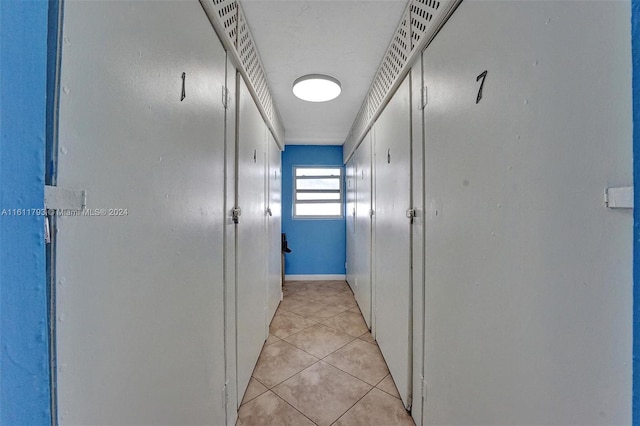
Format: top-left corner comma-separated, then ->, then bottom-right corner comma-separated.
44,185 -> 86,211
421,377 -> 427,400
419,86 -> 428,110
44,216 -> 51,243
222,86 -> 230,109
604,186 -> 633,209
43,185 -> 86,242
369,209 -> 374,218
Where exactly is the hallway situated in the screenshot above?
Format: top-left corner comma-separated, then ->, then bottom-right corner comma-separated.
2,0 -> 635,424
237,280 -> 414,426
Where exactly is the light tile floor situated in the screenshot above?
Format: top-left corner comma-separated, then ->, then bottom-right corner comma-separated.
237,280 -> 415,426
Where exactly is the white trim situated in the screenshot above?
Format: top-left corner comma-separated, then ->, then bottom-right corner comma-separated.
285,274 -> 346,281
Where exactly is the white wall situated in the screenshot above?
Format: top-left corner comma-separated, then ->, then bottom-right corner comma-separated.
56,2 -> 228,424
420,1 -> 632,424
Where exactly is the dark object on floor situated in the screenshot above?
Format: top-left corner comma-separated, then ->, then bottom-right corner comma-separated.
281,233 -> 292,253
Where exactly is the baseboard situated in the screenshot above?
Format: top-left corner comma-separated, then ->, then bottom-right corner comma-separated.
285,274 -> 346,281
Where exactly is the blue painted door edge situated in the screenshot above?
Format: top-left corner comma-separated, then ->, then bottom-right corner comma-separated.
46,0 -> 63,423
633,0 -> 640,423
0,0 -> 53,424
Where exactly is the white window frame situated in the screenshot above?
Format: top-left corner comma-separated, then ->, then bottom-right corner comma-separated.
293,166 -> 343,219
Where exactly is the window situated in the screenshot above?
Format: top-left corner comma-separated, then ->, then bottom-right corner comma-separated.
294,167 -> 343,218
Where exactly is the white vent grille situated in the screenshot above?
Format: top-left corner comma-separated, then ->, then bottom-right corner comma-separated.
212,0 -> 238,42
272,106 -> 285,145
343,0 -> 460,161
206,0 -> 284,147
411,0 -> 441,49
237,9 -> 274,120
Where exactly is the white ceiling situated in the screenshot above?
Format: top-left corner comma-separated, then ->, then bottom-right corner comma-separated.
241,0 -> 408,145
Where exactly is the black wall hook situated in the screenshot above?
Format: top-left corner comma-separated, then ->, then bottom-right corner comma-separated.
181,72 -> 186,101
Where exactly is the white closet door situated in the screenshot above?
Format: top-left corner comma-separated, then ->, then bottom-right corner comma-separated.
346,158 -> 357,289
266,133 -> 282,323
224,60 -> 239,425
410,62 -> 426,426
55,2 -> 227,424
235,77 -> 267,404
421,1 -> 632,424
373,76 -> 412,408
354,134 -> 373,328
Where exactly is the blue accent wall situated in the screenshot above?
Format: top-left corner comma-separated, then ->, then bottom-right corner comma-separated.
634,0 -> 640,423
282,145 -> 346,275
0,1 -> 52,424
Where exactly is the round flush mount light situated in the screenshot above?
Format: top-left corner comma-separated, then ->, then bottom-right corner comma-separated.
292,74 -> 342,102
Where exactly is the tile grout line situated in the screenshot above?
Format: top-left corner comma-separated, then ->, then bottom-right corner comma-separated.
266,315 -> 375,387
241,388 -> 320,426
376,379 -> 402,400
319,354 -> 388,388
268,310 -> 320,340
238,382 -> 268,407
280,305 -> 353,323
249,375 -> 270,392
278,312 -> 368,339
278,283 -> 383,388
273,299 -> 363,336
283,330 -> 357,360
328,386 -> 378,426
252,281 -> 398,424
271,327 -> 382,390
257,352 -> 322,390
271,390 -> 321,426
260,340 -> 384,393
283,285 -> 394,372
268,358 -> 321,390
268,359 -> 375,426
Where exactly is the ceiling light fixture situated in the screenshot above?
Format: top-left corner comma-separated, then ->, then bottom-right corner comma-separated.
292,74 -> 342,102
